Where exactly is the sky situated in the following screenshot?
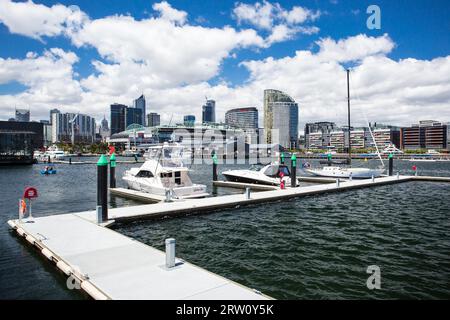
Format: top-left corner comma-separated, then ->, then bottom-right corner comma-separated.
0,0 -> 449,132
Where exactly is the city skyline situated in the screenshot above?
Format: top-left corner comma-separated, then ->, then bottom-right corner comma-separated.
0,0 -> 449,129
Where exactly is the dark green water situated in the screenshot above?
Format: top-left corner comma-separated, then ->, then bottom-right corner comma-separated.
1,158 -> 449,299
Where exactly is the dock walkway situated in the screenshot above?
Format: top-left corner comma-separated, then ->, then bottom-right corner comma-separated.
8,215 -> 269,300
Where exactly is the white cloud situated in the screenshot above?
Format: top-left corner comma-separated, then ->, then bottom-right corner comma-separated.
232,1 -> 320,47
152,1 -> 187,25
316,33 -> 395,62
0,0 -> 87,40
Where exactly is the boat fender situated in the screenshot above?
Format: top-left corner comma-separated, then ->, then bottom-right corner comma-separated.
7,220 -> 16,229
26,234 -> 37,245
56,261 -> 72,275
16,227 -> 25,236
41,248 -> 54,260
81,281 -> 109,300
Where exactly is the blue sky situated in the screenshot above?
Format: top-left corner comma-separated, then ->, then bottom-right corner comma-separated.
0,0 -> 449,127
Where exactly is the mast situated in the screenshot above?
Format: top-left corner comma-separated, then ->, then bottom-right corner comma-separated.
347,69 -> 351,165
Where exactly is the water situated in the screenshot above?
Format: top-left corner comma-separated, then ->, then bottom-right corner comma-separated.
0,158 -> 449,299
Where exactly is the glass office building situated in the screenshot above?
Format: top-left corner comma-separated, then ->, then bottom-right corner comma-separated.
133,94 -> 146,126
225,107 -> 258,129
184,115 -> 195,127
263,89 -> 299,149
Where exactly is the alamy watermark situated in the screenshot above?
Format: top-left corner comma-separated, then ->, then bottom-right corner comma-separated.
366,265 -> 381,290
367,5 -> 381,30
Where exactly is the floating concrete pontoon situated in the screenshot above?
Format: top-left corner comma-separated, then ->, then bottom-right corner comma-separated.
8,215 -> 270,300
110,187 -> 167,203
212,180 -> 278,191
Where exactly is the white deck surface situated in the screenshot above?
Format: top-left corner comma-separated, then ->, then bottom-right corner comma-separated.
10,214 -> 269,300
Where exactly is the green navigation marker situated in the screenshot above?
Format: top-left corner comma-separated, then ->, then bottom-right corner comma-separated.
97,154 -> 108,166
110,153 -> 116,168
291,153 -> 297,167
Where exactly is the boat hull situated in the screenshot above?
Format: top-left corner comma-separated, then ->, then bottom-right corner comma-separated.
304,167 -> 384,179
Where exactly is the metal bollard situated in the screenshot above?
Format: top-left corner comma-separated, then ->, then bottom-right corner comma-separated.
165,238 -> 176,269
349,173 -> 353,181
96,205 -> 102,224
18,199 -> 22,223
415,170 -> 418,176
245,187 -> 251,199
371,175 -> 375,183
336,179 -> 340,187
396,172 -> 400,180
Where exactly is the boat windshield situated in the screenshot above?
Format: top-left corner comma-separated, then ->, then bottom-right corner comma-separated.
263,165 -> 290,177
249,164 -> 264,171
145,145 -> 188,168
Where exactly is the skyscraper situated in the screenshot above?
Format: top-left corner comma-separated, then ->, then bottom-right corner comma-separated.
147,113 -> 161,127
110,103 -> 127,135
133,94 -> 146,126
51,112 -> 96,143
125,107 -> 143,127
202,99 -> 215,123
263,89 -> 299,149
15,109 -> 30,122
225,107 -> 258,129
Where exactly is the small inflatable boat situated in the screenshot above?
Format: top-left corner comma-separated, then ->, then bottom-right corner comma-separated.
40,169 -> 57,175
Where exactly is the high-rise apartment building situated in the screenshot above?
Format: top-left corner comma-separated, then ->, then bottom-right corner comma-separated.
263,89 -> 299,149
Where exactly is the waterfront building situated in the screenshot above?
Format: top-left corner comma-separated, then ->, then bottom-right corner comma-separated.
349,129 -> 366,149
15,109 -> 30,122
305,122 -> 337,149
400,120 -> 448,150
133,94 -> 146,126
0,121 -> 43,164
51,112 -> 96,143
225,107 -> 258,129
147,113 -> 161,127
263,89 -> 299,149
184,115 -> 195,127
202,99 -> 216,123
110,103 -> 127,135
329,130 -> 346,150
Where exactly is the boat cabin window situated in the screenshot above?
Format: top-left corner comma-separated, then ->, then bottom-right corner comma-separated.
175,171 -> 181,185
161,172 -> 173,178
136,170 -> 154,178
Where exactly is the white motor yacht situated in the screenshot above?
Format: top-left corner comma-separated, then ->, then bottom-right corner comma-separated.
222,163 -> 299,186
304,166 -> 384,179
123,144 -> 208,199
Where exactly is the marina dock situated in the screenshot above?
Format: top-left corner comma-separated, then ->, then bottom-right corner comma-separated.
7,173 -> 450,300
8,215 -> 270,300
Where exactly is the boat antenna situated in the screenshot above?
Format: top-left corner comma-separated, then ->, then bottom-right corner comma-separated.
347,69 -> 352,166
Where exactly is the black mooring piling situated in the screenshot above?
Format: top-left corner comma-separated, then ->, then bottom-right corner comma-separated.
97,155 -> 108,221
212,152 -> 218,181
110,153 -> 116,188
291,153 -> 297,188
388,154 -> 393,176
